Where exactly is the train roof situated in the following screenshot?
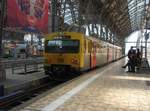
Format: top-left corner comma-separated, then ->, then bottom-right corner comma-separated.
45,32 -> 83,39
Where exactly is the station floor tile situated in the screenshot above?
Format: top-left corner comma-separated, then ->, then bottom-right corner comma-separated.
12,58 -> 150,111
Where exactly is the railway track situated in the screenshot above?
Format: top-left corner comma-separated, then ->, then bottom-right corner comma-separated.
0,80 -> 63,111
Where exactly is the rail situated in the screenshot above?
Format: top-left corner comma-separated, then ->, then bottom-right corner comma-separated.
0,81 -> 60,110
0,90 -> 24,109
1,58 -> 44,74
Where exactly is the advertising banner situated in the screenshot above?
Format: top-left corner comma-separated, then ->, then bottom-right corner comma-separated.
7,0 -> 49,33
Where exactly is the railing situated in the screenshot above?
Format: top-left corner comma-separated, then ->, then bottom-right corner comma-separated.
1,58 -> 44,74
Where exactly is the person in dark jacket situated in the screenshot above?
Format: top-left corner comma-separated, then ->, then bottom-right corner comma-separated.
129,50 -> 136,72
136,48 -> 142,69
122,46 -> 135,72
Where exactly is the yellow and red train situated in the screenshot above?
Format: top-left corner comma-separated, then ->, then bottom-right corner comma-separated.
44,32 -> 122,80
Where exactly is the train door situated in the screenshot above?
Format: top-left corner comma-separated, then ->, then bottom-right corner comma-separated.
89,41 -> 92,68
90,41 -> 96,68
107,44 -> 109,63
93,42 -> 97,67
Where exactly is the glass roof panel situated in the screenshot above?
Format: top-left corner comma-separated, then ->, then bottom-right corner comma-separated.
58,0 -> 79,25
127,0 -> 148,31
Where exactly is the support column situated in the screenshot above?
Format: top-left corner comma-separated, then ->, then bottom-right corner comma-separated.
95,24 -> 99,36
103,26 -> 107,41
52,0 -> 57,32
88,25 -> 91,35
78,5 -> 82,32
100,25 -> 103,38
0,0 -> 6,81
105,27 -> 109,41
145,33 -> 149,59
110,32 -> 113,43
91,24 -> 94,34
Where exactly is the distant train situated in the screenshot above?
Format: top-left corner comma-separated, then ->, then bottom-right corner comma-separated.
44,32 -> 122,80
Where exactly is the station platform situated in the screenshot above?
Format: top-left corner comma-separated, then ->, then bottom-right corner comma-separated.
11,58 -> 150,111
0,69 -> 48,95
0,57 -> 48,95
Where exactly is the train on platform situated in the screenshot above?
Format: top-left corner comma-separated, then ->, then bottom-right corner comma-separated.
44,32 -> 122,80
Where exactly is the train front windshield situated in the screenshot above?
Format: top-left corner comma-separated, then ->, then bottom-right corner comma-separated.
45,40 -> 79,53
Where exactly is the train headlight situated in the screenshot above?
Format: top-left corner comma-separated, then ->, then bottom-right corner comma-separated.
71,59 -> 79,65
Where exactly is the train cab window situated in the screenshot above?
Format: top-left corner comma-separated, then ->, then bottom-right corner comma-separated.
45,40 -> 80,53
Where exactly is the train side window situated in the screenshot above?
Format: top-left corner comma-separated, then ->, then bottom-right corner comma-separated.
98,44 -> 101,53
84,40 -> 86,53
96,44 -> 98,53
96,43 -> 98,53
87,41 -> 89,53
93,42 -> 95,53
98,44 -> 100,53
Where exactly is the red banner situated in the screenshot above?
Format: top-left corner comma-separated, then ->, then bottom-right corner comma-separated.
7,0 -> 49,33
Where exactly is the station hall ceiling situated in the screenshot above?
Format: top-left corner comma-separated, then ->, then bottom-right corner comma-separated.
78,0 -> 150,38
1,0 -> 149,39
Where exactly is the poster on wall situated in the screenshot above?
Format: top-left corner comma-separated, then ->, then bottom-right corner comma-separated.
7,0 -> 49,33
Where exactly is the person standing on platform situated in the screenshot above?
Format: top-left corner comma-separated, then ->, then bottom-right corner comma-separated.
136,48 -> 142,70
129,50 -> 136,72
122,46 -> 135,72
